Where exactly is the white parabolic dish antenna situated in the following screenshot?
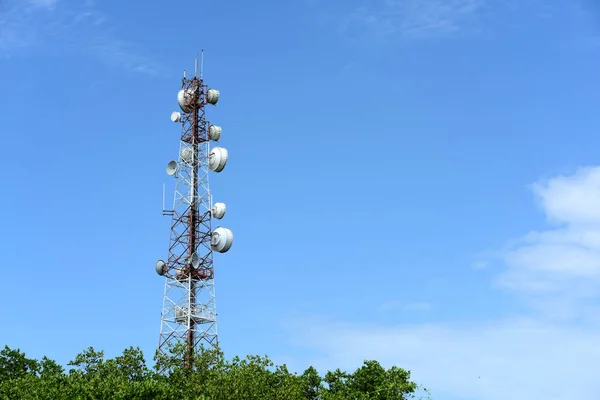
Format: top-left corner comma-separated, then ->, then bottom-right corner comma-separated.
155,260 -> 167,276
166,160 -> 178,176
177,89 -> 198,113
206,88 -> 220,105
180,147 -> 193,163
171,111 -> 181,123
211,227 -> 233,253
209,125 -> 222,141
208,147 -> 228,172
211,202 -> 226,219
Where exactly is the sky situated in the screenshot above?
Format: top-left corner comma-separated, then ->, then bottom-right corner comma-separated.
2,0 -> 600,399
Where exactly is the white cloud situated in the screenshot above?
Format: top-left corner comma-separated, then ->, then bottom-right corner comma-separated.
533,167 -> 600,225
498,167 -> 600,300
283,166 -> 600,400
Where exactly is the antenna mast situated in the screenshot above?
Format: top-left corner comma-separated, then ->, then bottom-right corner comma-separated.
156,55 -> 232,371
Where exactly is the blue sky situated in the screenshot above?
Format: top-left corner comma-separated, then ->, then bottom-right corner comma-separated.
2,0 -> 600,399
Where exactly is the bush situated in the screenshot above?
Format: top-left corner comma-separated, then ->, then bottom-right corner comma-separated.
0,344 -> 429,400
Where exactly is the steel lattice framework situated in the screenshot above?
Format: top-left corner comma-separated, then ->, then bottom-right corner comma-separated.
157,73 -> 218,370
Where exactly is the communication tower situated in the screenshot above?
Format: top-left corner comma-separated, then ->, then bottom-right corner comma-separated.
155,54 -> 233,369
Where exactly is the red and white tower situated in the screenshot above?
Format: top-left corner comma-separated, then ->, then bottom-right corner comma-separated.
155,56 -> 233,369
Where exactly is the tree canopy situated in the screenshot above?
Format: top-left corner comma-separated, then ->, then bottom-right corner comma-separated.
0,344 -> 430,399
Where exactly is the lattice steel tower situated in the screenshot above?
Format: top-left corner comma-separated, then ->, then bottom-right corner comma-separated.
155,56 -> 233,369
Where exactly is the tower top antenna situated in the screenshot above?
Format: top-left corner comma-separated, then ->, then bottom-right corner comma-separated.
200,50 -> 204,79
194,50 -> 205,78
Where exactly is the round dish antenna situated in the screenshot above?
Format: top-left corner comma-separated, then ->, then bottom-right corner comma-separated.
211,202 -> 226,219
209,125 -> 222,141
190,252 -> 200,268
155,260 -> 167,276
207,88 -> 220,105
171,111 -> 181,122
166,160 -> 178,176
180,147 -> 193,163
208,147 -> 228,172
211,227 -> 233,253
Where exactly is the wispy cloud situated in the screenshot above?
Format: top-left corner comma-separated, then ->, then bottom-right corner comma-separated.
282,166 -> 600,400
378,300 -> 432,312
31,0 -> 57,8
0,0 -> 161,74
329,0 -> 581,40
284,316 -> 600,400
0,0 -> 52,51
337,0 -> 485,38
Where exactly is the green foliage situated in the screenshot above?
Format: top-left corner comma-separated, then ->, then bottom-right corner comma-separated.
0,344 -> 429,399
